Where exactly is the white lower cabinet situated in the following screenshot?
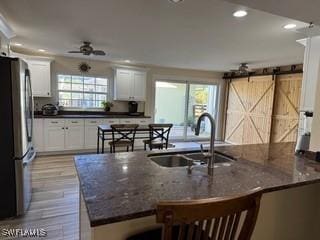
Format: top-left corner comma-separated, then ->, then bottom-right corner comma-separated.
43,119 -> 84,152
45,126 -> 65,151
65,120 -> 85,150
36,117 -> 152,152
84,119 -> 103,149
33,119 -> 44,152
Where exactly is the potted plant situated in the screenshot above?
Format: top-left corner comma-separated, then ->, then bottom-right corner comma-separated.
101,101 -> 114,112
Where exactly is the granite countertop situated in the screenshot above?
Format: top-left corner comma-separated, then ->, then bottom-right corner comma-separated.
34,111 -> 151,119
74,142 -> 320,227
34,114 -> 151,119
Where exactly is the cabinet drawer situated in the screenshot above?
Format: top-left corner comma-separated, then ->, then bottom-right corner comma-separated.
103,119 -> 120,125
44,119 -> 65,127
65,119 -> 84,126
136,118 -> 152,125
119,118 -> 137,124
85,119 -> 103,126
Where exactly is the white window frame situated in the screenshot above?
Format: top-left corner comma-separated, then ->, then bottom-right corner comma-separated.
152,75 -> 221,141
57,74 -> 109,110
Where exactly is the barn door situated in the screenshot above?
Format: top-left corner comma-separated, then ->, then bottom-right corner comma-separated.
270,74 -> 302,143
225,76 -> 275,144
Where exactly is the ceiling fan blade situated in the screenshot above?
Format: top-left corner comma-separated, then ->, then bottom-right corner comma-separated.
68,51 -> 82,53
92,50 -> 106,56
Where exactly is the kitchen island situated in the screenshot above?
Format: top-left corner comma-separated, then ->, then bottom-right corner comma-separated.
74,143 -> 320,240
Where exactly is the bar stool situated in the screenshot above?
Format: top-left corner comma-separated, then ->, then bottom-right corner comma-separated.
109,124 -> 138,153
143,124 -> 173,150
127,189 -> 262,240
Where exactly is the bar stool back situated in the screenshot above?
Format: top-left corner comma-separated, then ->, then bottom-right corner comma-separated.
109,124 -> 139,153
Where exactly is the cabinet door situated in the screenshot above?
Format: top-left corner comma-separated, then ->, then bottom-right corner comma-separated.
65,120 -> 85,150
84,125 -> 99,149
132,71 -> 146,101
84,119 -> 103,149
65,126 -> 85,150
28,60 -> 51,97
33,119 -> 44,152
44,127 -> 65,151
114,69 -> 133,100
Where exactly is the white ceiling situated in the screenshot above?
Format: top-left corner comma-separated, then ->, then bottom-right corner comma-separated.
0,0 -> 309,71
226,0 -> 320,25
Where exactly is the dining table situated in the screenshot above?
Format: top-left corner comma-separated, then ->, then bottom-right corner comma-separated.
96,124 -> 162,153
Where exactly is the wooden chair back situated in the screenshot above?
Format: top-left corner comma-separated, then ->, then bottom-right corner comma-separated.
156,189 -> 262,240
148,124 -> 173,149
110,124 -> 139,144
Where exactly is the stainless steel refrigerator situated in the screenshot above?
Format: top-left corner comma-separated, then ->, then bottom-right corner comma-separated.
0,56 -> 35,219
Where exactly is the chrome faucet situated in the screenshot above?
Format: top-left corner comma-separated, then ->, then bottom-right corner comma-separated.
195,113 -> 216,176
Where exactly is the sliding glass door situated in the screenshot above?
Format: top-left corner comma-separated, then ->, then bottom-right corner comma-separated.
186,84 -> 217,139
154,80 -> 218,141
154,81 -> 187,139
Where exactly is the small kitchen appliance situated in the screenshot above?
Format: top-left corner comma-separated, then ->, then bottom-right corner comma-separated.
128,101 -> 139,116
42,104 -> 59,116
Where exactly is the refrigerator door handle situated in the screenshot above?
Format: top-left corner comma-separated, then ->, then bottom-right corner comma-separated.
25,69 -> 33,143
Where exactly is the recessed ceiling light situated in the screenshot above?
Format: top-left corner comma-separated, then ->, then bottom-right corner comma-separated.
124,59 -> 131,63
233,10 -> 248,18
283,23 -> 297,29
38,49 -> 46,52
13,43 -> 22,46
168,0 -> 184,3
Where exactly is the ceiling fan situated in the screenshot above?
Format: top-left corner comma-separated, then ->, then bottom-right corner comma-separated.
68,41 -> 106,56
230,63 -> 252,75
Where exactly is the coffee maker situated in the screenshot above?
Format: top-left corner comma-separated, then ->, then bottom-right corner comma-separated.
128,101 -> 139,116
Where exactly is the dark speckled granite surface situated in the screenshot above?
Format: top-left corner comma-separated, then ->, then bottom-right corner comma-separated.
74,142 -> 320,227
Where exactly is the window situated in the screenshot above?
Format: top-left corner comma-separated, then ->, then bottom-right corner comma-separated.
57,75 -> 108,108
154,80 -> 218,140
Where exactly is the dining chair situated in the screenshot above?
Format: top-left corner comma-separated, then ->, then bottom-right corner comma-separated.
143,124 -> 173,150
109,124 -> 139,153
127,189 -> 262,240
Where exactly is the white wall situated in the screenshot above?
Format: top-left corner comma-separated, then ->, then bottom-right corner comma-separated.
24,54 -> 225,138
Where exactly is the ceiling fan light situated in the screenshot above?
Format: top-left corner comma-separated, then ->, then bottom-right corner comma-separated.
233,10 -> 248,18
283,23 -> 297,29
168,0 -> 184,4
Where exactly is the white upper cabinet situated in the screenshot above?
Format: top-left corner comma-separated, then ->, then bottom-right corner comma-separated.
300,37 -> 320,112
132,71 -> 147,101
113,68 -> 147,101
28,60 -> 51,97
114,69 -> 133,100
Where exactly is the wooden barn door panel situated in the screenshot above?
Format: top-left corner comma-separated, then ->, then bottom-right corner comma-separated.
270,73 -> 302,143
225,76 -> 275,145
225,78 -> 247,144
243,76 -> 275,144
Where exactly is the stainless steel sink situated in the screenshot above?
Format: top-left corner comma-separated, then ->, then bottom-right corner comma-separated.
149,152 -> 234,168
150,154 -> 192,167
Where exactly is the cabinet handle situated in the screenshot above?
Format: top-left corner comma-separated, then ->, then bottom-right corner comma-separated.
71,121 -> 78,123
62,127 -> 64,129
65,127 -> 69,130
47,92 -> 50,95
51,121 -> 58,123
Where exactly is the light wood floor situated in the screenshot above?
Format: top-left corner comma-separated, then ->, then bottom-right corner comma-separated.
0,155 -> 79,240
